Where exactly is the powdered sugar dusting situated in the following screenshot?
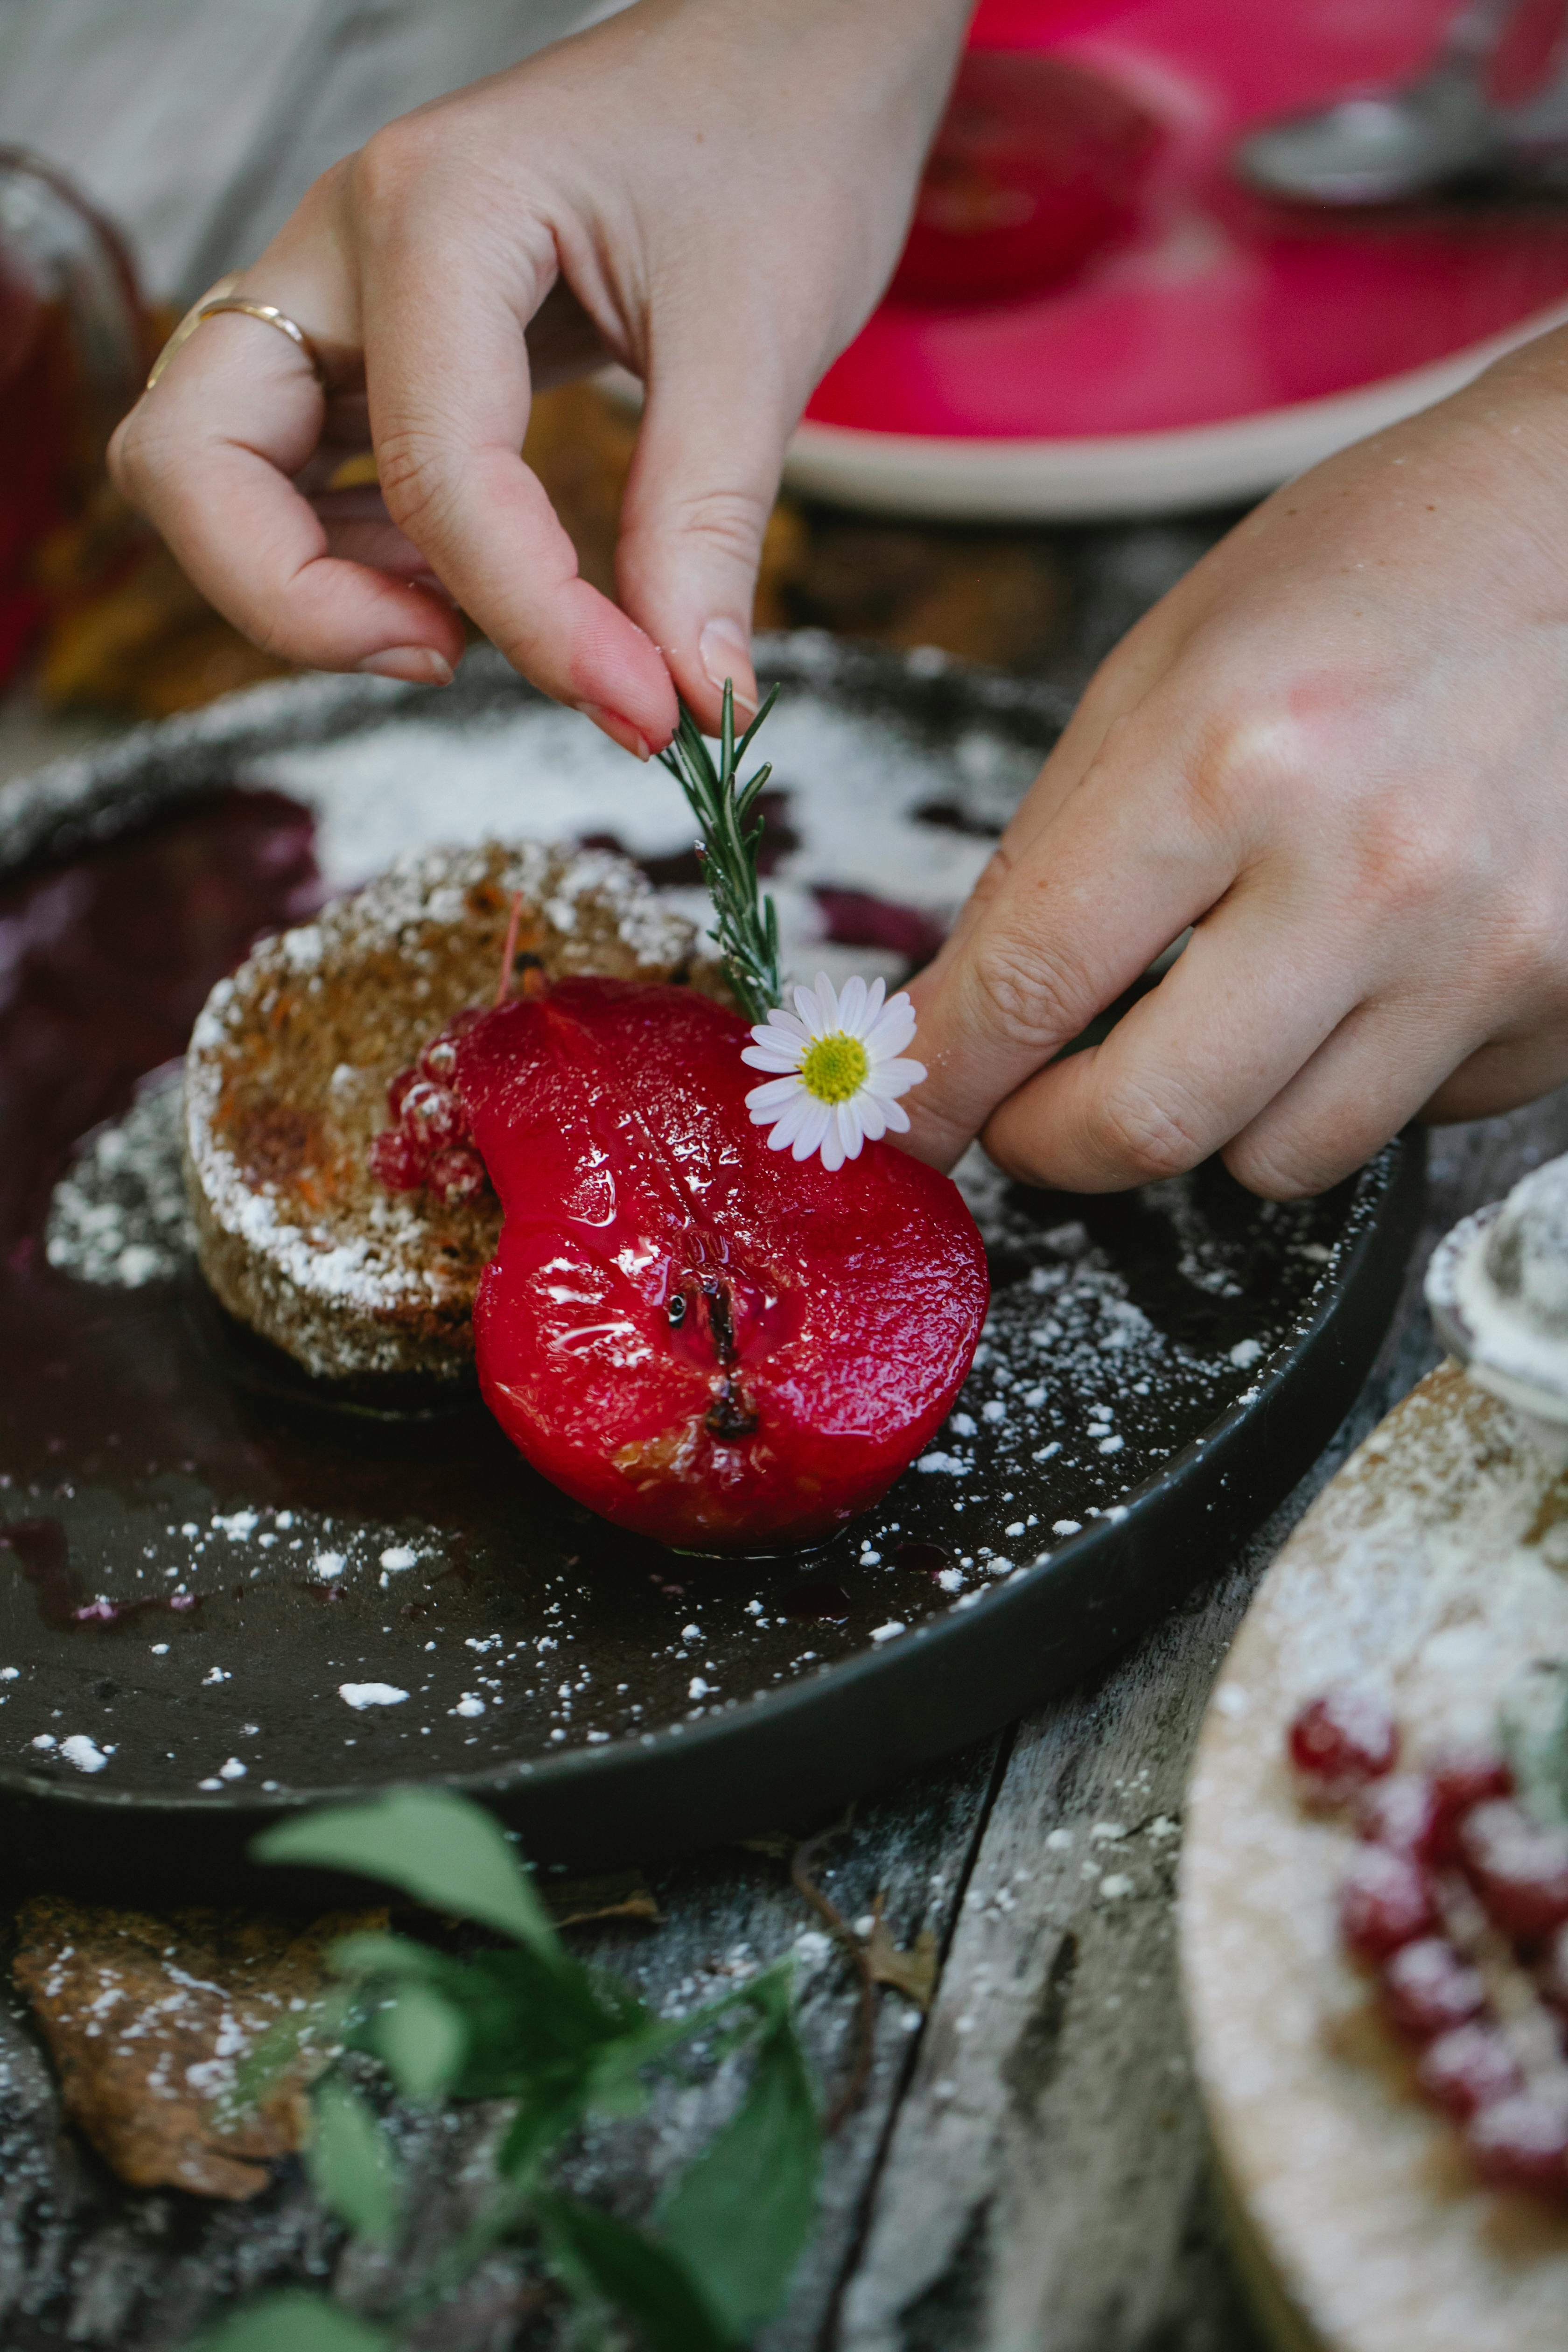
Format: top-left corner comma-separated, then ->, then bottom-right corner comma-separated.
45,1064 -> 192,1288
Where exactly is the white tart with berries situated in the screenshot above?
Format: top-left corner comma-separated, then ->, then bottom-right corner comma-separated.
1182,1357 -> 1568,2352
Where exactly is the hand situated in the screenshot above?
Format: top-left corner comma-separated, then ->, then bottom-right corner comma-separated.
108,0 -> 968,750
906,331 -> 1568,1198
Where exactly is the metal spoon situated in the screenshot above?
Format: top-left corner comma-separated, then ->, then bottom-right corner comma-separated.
1236,0 -> 1526,206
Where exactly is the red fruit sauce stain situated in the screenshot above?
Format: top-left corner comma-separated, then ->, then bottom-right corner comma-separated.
452,977 -> 988,1552
0,793 -> 329,1499
0,788 -> 320,1246
0,1517 -> 203,1632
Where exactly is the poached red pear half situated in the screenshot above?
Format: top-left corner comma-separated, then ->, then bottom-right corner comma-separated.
449,977 -> 988,1552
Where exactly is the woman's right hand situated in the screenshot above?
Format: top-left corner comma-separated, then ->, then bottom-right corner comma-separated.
108,0 -> 971,754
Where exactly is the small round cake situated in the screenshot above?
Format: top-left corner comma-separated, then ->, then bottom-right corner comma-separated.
183,840 -> 705,1386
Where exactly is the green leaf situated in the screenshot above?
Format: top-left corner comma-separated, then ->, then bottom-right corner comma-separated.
536,2193 -> 733,2352
228,1983 -> 354,2118
658,2006 -> 819,2338
496,2082 -> 595,2181
252,1789 -> 559,1955
361,1979 -> 468,2101
329,1930 -> 452,1983
306,2074 -> 401,2243
196,2290 -> 391,2352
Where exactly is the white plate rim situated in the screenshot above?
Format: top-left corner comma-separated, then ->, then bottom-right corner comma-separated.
778,297 -> 1568,519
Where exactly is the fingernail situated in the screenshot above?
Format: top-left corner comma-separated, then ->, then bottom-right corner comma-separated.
576,702 -> 651,762
699,618 -> 757,715
357,647 -> 454,686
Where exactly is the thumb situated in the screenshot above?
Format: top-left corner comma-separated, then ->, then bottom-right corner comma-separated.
614,339 -> 796,733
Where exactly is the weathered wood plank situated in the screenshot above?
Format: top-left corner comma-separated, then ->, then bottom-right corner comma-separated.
836,1092 -> 1568,2352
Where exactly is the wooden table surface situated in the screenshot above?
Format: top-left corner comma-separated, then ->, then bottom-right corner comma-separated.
3,8 -> 1564,2347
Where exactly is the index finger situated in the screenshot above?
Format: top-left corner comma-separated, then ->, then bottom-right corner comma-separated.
358,217 -> 678,757
903,712 -> 1238,1169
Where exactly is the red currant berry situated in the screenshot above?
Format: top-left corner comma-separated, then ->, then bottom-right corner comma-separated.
1339,1846 -> 1435,1961
1457,1800 -> 1568,1942
1416,2023 -> 1523,2118
401,1079 -> 468,1153
1428,1751 -> 1514,1861
1466,2091 -> 1568,2197
1541,1922 -> 1568,2011
419,1034 -> 460,1082
368,1127 -> 427,1192
386,1065 -> 420,1121
1288,1689 -> 1398,1794
1356,1774 -> 1442,1860
426,1144 -> 490,1205
1380,1937 -> 1486,2040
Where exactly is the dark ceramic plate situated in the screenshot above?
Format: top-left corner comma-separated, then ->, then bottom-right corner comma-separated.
0,641 -> 1422,1900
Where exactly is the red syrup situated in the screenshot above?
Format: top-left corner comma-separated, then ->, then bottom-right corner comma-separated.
449,976 -> 988,1552
0,793 -> 544,1660
0,1520 -> 203,1632
0,791 -> 322,1491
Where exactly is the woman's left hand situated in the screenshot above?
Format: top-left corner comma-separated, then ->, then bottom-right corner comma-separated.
904,329 -> 1568,1199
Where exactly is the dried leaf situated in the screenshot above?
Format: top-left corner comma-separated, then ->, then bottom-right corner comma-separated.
547,1869 -> 661,1931
12,1897 -> 380,2199
863,1902 -> 939,2011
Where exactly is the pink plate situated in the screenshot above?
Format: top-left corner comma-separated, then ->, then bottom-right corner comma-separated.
788,0 -> 1568,517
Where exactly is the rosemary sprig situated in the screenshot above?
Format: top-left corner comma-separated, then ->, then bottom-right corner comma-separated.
658,679 -> 783,1024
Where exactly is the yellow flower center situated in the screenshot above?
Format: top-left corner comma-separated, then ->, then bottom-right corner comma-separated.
799,1031 -> 869,1105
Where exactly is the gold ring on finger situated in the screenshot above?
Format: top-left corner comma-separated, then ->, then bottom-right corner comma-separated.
147,282 -> 326,392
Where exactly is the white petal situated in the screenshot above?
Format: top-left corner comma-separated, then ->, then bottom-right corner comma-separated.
811,972 -> 841,1031
741,1042 -> 804,1073
864,1056 -> 926,1101
763,1094 -> 813,1148
835,1100 -> 866,1161
863,975 -> 887,1026
855,1094 -> 890,1142
819,1125 -> 846,1172
837,974 -> 868,1037
864,995 -> 918,1060
878,1097 -> 912,1134
792,1098 -> 833,1161
792,981 -> 825,1034
751,1010 -> 810,1048
745,1074 -> 804,1112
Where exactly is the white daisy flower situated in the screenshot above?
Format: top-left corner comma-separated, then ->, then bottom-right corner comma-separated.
741,973 -> 927,1172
